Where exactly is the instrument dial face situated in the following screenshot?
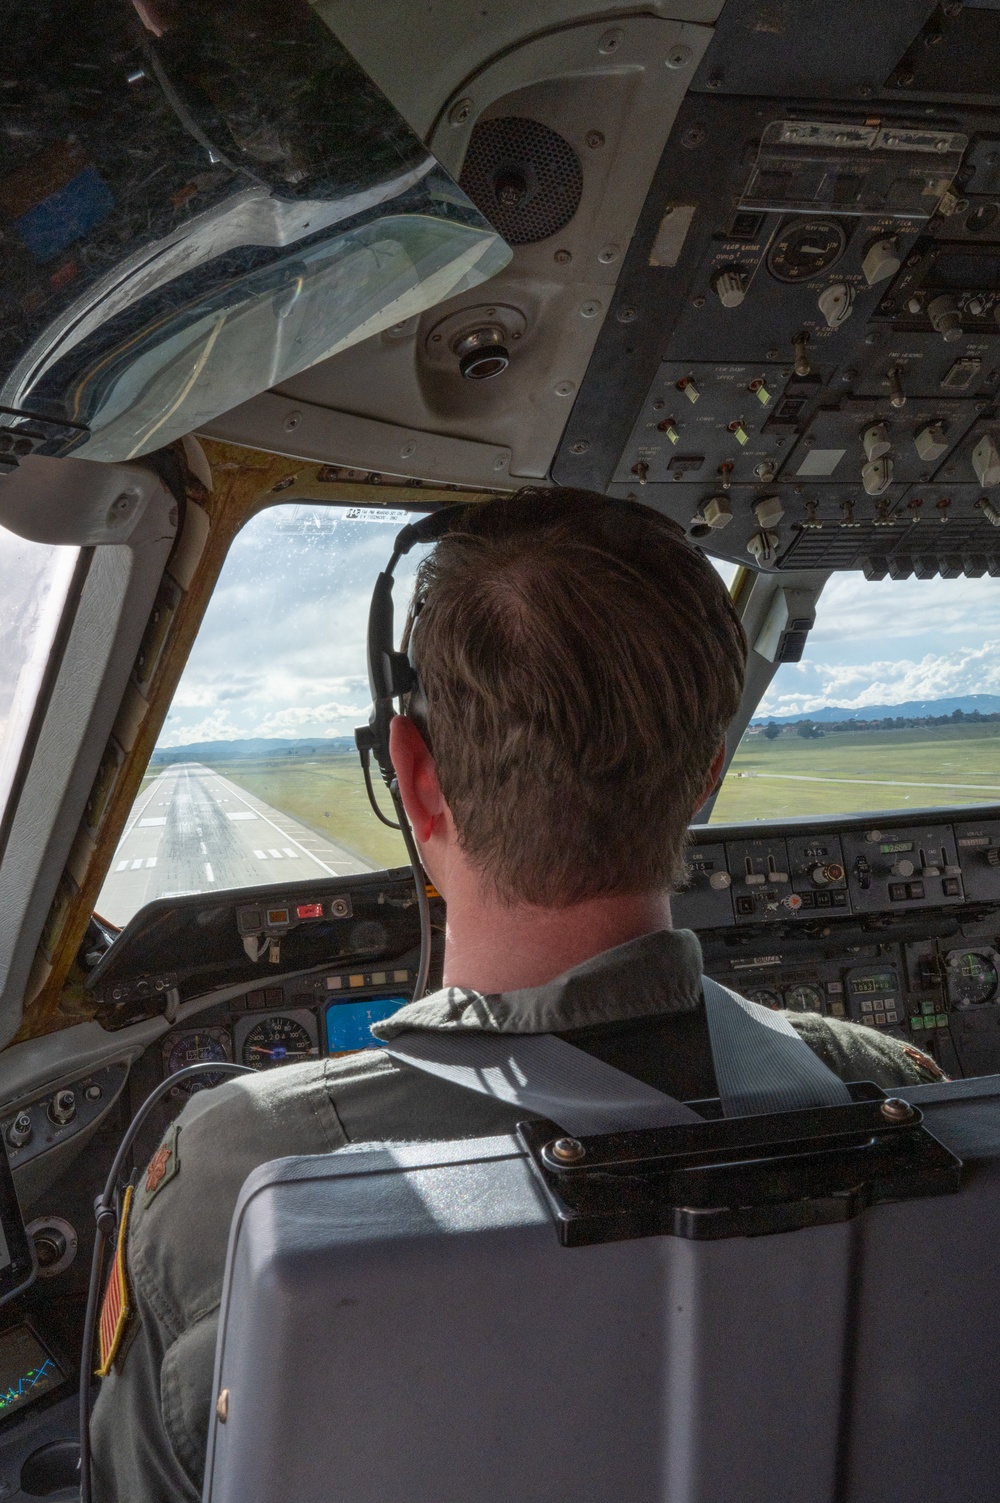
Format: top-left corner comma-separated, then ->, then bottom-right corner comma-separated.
783,983 -> 825,1014
164,1031 -> 230,1092
766,218 -> 847,283
947,951 -> 999,1006
744,986 -> 782,1010
241,1015 -> 317,1070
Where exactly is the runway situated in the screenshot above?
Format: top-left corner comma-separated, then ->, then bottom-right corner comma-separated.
97,761 -> 373,928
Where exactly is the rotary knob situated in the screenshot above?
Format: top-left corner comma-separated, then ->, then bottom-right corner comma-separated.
810,862 -> 844,886
972,433 -> 1000,489
47,1090 -> 76,1127
6,1111 -> 32,1149
862,457 -> 893,496
712,268 -> 746,309
708,870 -> 733,890
862,423 -> 891,462
928,294 -> 962,343
862,236 -> 901,287
914,422 -> 949,463
890,859 -> 915,877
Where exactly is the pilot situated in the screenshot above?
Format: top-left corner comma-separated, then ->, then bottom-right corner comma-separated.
91,487 -> 944,1501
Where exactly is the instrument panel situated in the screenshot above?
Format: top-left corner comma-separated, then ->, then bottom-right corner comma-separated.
675,806 -> 1000,1078
158,962 -> 416,1096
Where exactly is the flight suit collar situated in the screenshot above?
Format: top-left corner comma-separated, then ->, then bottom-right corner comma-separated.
370,927 -> 704,1039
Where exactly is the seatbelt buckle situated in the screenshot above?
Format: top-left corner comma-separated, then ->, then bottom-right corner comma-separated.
517,1081 -> 962,1247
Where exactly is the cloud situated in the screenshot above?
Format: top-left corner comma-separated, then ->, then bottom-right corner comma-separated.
157,712 -> 243,747
250,702 -> 368,735
757,640 -> 1000,717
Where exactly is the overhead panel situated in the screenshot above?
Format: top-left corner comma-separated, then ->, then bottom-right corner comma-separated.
207,15 -> 714,483
554,0 -> 1000,577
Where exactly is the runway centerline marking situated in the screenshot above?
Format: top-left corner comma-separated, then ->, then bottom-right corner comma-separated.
201,769 -> 340,877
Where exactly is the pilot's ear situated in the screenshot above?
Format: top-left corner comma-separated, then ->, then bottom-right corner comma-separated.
390,714 -> 446,843
695,743 -> 728,811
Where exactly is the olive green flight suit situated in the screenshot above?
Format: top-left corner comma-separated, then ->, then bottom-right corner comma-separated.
91,928 -> 942,1502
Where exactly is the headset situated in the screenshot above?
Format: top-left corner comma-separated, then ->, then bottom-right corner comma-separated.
355,504 -> 473,1000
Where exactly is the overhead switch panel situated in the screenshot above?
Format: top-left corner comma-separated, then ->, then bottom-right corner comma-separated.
973,434 -> 1000,489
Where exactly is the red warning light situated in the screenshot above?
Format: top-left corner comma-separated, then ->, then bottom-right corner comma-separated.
296,903 -> 324,920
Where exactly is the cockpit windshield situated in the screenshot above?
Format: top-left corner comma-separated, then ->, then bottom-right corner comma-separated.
0,524 -> 78,834
96,503 -> 424,929
714,571 -> 1000,823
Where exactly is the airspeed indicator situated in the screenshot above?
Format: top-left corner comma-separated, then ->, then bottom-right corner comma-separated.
241,1015 -> 317,1070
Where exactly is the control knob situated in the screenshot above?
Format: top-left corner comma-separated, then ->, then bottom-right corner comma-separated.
708,871 -> 732,890
753,495 -> 784,529
47,1090 -> 76,1127
862,423 -> 891,462
6,1111 -> 32,1149
914,422 -> 949,463
810,862 -> 845,886
698,495 -> 732,530
972,433 -> 1000,489
890,859 -> 915,877
927,294 -> 963,343
817,282 -> 853,329
712,269 -> 746,309
862,457 -> 893,496
862,237 -> 901,287
984,847 -> 1000,866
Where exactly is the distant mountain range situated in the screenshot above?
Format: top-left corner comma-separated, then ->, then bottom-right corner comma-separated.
151,737 -> 357,761
751,695 -> 1000,725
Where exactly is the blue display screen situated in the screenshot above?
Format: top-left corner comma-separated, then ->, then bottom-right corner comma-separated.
326,996 -> 408,1053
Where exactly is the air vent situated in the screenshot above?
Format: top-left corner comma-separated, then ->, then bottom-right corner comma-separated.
459,117 -> 583,246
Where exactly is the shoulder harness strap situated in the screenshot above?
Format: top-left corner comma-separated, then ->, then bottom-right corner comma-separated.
381,977 -> 850,1135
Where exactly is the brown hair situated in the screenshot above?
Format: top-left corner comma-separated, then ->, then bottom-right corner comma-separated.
405,487 -> 747,906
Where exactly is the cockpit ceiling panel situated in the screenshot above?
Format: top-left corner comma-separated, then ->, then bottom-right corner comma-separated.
552,23 -> 1000,580
204,16 -> 713,485
0,0 -> 508,468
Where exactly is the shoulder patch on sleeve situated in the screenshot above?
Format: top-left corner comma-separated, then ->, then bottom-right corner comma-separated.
144,1123 -> 181,1202
902,1044 -> 947,1081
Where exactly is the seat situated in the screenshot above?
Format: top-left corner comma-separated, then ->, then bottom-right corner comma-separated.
203,1076 -> 1000,1503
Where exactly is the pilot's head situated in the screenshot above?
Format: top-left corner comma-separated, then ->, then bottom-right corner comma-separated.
390,486 -> 747,907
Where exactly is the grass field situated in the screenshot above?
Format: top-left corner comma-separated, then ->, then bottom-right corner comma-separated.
712,723 -> 1000,823
149,752 -> 409,869
136,724 -> 1000,869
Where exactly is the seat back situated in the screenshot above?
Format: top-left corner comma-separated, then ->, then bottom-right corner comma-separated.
203,1077 -> 1000,1503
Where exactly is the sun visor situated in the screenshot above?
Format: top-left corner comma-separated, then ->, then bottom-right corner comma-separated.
0,0 -> 511,466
